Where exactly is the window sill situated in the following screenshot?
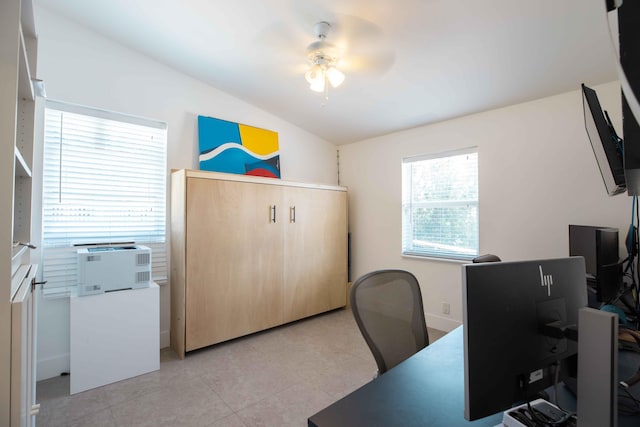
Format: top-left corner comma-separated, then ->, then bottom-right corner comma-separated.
401,253 -> 475,264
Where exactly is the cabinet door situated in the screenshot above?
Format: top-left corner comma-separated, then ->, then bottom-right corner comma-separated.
11,265 -> 38,427
283,187 -> 347,322
185,178 -> 284,351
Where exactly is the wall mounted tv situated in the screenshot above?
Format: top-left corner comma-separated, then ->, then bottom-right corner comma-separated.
619,0 -> 640,196
581,83 -> 626,196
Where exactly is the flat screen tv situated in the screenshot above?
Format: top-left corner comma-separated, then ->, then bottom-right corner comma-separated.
581,83 -> 626,196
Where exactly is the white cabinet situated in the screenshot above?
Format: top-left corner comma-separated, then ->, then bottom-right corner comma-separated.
70,284 -> 160,394
2,0 -> 41,425
10,265 -> 39,427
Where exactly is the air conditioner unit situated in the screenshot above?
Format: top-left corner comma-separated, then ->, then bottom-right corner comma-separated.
77,245 -> 152,296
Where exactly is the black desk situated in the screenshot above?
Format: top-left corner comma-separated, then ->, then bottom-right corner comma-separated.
308,326 -> 640,427
308,326 -> 501,426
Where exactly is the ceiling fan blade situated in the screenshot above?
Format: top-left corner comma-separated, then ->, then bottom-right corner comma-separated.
339,52 -> 395,75
254,21 -> 310,74
254,5 -> 396,77
330,14 -> 396,75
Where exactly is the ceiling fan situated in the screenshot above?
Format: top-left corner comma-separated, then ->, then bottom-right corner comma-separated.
259,11 -> 395,102
304,21 -> 346,97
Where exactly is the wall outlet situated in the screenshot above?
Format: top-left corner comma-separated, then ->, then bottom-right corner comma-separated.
441,302 -> 450,315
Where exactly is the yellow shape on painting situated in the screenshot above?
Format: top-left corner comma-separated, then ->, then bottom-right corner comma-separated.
239,124 -> 279,156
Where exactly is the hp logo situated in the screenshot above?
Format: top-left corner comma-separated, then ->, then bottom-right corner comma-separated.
539,265 -> 553,296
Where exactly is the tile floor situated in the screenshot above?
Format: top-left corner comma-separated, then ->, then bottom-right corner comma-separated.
36,308 -> 447,427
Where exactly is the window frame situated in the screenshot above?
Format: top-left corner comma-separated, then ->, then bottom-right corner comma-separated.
41,100 -> 168,294
402,147 -> 479,261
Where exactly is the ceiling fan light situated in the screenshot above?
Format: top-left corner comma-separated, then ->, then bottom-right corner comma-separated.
305,64 -> 323,84
326,67 -> 345,88
309,77 -> 325,93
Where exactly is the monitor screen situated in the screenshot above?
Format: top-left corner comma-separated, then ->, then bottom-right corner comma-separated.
568,225 -> 622,305
462,257 -> 587,421
581,83 -> 626,196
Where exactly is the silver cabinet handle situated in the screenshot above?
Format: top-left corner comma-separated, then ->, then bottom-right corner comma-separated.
290,206 -> 296,223
14,241 -> 37,249
271,205 -> 277,223
31,279 -> 48,291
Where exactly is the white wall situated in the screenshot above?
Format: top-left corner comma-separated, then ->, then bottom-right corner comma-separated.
33,4 -> 629,381
339,81 -> 630,332
34,6 -> 338,380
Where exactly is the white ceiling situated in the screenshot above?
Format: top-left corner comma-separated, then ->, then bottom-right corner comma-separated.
34,0 -> 619,145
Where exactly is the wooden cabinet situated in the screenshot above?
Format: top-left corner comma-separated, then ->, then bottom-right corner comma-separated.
1,0 -> 41,425
283,187 -> 348,323
185,178 -> 285,350
171,170 -> 347,358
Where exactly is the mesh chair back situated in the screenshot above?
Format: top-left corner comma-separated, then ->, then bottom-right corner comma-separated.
350,269 -> 429,375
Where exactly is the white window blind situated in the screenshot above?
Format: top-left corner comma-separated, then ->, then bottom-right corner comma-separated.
402,148 -> 479,260
42,101 -> 168,294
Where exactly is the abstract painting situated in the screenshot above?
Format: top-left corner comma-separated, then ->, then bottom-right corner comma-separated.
198,115 -> 280,178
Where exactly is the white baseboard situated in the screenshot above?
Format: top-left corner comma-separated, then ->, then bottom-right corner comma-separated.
160,329 -> 170,349
37,353 -> 70,382
37,329 -> 171,382
426,313 -> 461,333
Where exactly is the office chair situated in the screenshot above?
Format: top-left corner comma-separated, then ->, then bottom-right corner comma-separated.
472,254 -> 501,263
350,269 -> 429,375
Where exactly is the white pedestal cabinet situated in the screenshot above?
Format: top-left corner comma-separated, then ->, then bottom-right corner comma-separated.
70,284 -> 160,394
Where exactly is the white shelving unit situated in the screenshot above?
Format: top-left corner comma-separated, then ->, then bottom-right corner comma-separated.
1,0 -> 42,425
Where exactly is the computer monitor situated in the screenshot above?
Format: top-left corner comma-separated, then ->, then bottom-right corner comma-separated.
568,225 -> 622,305
581,83 -> 626,196
462,257 -> 587,421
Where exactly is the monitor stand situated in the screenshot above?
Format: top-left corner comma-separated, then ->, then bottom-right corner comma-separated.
577,307 -> 618,427
502,308 -> 619,427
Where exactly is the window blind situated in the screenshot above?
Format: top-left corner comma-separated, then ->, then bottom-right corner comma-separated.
42,101 -> 168,294
402,148 -> 479,260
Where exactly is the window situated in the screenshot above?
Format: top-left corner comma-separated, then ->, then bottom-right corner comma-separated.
42,101 -> 167,294
402,148 -> 478,260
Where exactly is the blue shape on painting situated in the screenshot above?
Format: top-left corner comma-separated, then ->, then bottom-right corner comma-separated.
198,116 -> 241,155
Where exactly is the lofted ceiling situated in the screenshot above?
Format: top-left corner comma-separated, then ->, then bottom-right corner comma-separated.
34,0 -> 619,145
